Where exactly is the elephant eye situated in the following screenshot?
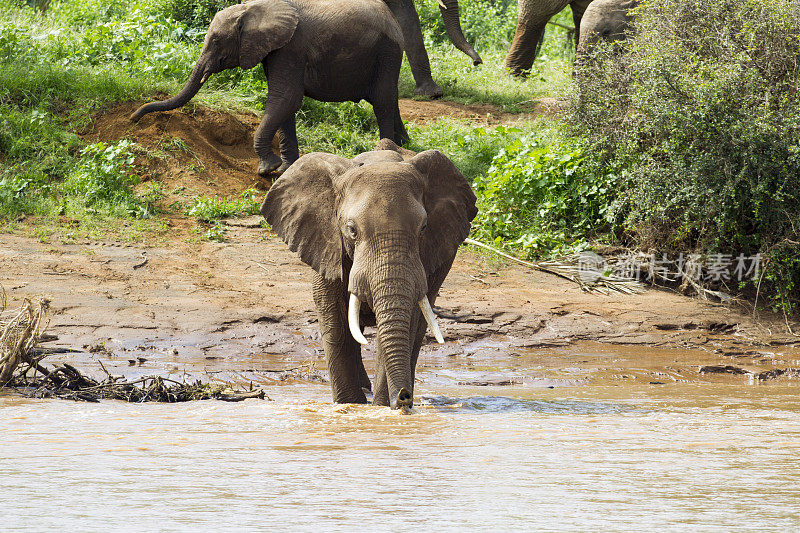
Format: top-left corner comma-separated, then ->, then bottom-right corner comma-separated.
346,222 -> 358,240
420,221 -> 428,233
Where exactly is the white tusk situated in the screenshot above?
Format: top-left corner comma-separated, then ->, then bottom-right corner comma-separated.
348,293 -> 368,345
438,0 -> 447,9
418,297 -> 445,344
200,72 -> 210,84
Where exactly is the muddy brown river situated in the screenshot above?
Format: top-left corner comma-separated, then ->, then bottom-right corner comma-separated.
3,343 -> 800,530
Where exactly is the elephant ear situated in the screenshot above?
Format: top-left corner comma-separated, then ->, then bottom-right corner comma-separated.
238,0 -> 299,70
261,153 -> 353,281
409,150 -> 478,273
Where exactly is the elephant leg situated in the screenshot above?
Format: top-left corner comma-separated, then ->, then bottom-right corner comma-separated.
312,273 -> 369,404
369,98 -> 397,144
393,107 -> 409,146
570,1 -> 589,49
254,105 -> 288,177
255,57 -> 303,177
386,0 -> 443,98
276,115 -> 299,174
505,21 -> 547,76
369,47 -> 409,145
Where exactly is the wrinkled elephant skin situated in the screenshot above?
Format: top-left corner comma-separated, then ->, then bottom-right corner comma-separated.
261,140 -> 477,410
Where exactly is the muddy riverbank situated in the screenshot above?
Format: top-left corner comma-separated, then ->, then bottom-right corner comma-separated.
1,225 -> 798,392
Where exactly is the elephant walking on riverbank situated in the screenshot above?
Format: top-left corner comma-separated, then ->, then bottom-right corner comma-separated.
261,140 -> 477,409
131,0 -> 408,177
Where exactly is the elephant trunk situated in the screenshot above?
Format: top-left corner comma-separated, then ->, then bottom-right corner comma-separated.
358,253 -> 425,410
373,287 -> 415,410
129,58 -> 209,122
438,0 -> 483,65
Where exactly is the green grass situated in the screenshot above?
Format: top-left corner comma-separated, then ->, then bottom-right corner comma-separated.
186,189 -> 261,221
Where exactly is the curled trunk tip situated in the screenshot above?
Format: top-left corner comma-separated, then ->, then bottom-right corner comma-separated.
129,63 -> 207,122
439,0 -> 483,66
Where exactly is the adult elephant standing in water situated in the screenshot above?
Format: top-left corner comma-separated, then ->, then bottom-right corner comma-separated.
505,0 -> 593,76
131,0 -> 409,176
384,0 -> 483,98
261,140 -> 477,410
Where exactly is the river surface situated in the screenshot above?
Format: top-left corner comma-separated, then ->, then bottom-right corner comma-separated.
3,344 -> 800,531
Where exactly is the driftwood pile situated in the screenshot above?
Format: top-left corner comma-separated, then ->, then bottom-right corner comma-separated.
0,290 -> 49,384
0,287 -> 265,403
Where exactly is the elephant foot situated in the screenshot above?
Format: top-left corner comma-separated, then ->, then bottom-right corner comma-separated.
257,153 -> 283,177
413,80 -> 444,99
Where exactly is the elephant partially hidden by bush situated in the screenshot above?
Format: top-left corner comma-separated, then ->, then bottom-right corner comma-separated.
577,0 -> 637,55
261,140 -> 477,410
505,0 -> 638,74
131,0 -> 408,177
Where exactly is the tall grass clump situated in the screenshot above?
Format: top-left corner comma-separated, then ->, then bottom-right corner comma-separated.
573,0 -> 800,312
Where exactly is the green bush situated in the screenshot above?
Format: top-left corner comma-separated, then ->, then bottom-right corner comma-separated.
472,131 -> 613,257
573,0 -> 800,311
149,0 -> 235,28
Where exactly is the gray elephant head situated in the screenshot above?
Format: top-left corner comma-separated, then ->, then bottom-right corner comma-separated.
261,141 -> 476,409
577,0 -> 637,55
130,0 -> 298,121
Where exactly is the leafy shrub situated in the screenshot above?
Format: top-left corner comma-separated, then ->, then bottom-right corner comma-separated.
149,0 -> 236,29
61,140 -> 155,217
472,133 -> 613,257
76,10 -> 203,78
573,0 -> 800,311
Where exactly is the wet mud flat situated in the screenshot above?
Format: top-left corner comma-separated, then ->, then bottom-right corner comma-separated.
1,225 -> 798,392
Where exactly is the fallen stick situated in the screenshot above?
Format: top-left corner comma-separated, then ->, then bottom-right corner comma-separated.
217,390 -> 267,402
133,252 -> 148,270
464,238 -> 645,295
